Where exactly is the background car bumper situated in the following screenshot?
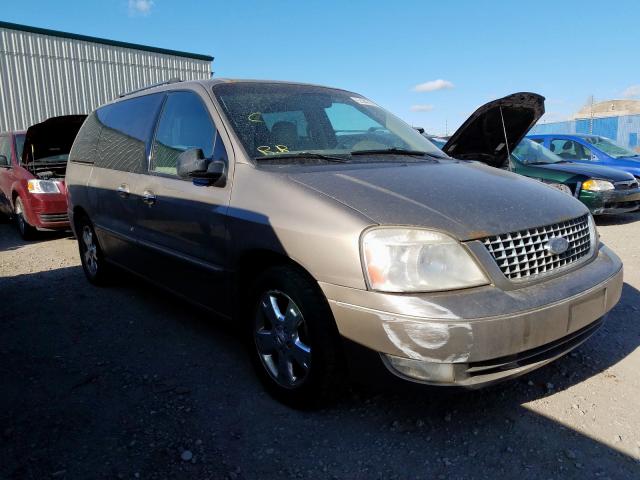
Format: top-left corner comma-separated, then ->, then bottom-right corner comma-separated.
320,245 -> 623,387
580,188 -> 640,215
22,192 -> 70,229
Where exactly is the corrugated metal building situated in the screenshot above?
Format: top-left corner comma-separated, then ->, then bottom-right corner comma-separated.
0,21 -> 213,132
530,114 -> 640,151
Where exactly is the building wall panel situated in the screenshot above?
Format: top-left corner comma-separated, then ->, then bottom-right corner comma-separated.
0,26 -> 212,131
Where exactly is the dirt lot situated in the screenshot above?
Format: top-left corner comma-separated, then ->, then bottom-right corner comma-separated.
1,215 -> 639,480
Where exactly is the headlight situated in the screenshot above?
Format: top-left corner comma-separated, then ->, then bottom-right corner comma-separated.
582,179 -> 614,191
27,179 -> 60,194
361,228 -> 489,292
587,213 -> 598,255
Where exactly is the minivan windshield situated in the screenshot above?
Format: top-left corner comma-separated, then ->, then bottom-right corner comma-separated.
512,138 -> 564,165
584,135 -> 640,159
213,82 -> 447,161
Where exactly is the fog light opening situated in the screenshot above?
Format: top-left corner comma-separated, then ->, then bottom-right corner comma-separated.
384,354 -> 456,383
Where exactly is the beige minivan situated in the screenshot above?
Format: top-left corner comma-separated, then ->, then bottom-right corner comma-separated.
66,80 -> 623,406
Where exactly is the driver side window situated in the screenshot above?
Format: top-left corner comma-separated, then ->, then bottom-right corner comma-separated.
151,91 -> 218,176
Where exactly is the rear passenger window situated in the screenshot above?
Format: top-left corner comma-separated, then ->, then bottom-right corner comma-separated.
150,91 -> 219,176
69,113 -> 101,164
550,139 -> 592,160
94,93 -> 164,173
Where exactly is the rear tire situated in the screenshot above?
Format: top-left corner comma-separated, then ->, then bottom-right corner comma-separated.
75,214 -> 111,286
14,197 -> 37,240
247,265 -> 346,408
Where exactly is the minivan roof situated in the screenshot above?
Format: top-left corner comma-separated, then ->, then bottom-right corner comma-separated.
101,78 -> 359,107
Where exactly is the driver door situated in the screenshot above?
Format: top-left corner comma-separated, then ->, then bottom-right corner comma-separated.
134,89 -> 234,316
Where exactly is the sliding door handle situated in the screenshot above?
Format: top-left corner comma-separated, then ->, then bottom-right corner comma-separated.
142,190 -> 156,206
116,184 -> 130,198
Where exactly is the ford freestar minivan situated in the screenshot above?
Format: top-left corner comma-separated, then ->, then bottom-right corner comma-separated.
66,80 -> 623,406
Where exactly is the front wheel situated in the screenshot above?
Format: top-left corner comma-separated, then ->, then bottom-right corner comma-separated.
248,265 -> 346,408
76,215 -> 111,285
14,197 -> 37,240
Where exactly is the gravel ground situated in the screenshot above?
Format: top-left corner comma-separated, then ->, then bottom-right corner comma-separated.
1,214 -> 639,479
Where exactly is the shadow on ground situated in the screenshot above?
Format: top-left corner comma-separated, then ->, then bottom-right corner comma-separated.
595,212 -> 640,227
1,250 -> 639,479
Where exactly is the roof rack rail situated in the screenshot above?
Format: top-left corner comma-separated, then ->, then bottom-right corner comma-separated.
119,77 -> 183,98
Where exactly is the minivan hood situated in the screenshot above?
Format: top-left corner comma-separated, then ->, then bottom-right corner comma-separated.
530,162 -> 635,181
288,162 -> 587,240
22,115 -> 87,164
443,92 -> 545,167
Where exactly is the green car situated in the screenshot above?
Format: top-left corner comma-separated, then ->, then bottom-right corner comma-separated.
509,138 -> 640,214
438,92 -> 640,215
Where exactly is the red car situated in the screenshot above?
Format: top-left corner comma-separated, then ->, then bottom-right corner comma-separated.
0,115 -> 86,239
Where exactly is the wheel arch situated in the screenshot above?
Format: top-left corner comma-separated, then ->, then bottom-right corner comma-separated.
233,248 -> 333,320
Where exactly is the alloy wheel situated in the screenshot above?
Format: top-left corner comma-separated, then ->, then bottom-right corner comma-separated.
81,225 -> 99,276
254,290 -> 312,389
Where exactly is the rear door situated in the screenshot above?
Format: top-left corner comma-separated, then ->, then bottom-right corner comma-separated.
88,93 -> 165,267
135,88 -> 234,315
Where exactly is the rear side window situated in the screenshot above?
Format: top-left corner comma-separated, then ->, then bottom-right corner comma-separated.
69,113 -> 102,164
150,91 -> 224,176
550,138 -> 592,160
94,93 -> 164,173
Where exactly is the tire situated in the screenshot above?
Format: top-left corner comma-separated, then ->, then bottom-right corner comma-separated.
14,197 -> 37,240
248,265 -> 346,408
75,214 -> 111,286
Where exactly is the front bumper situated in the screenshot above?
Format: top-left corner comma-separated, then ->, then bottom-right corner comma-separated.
22,192 -> 70,229
320,244 -> 623,387
580,188 -> 640,215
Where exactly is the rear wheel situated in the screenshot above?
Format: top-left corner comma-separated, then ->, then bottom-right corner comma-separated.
14,197 -> 37,240
248,265 -> 346,408
76,215 -> 111,285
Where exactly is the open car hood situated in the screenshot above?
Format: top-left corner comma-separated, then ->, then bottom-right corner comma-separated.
22,115 -> 87,164
442,92 -> 545,167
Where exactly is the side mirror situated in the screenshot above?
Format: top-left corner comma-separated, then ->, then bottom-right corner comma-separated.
176,148 -> 225,184
0,154 -> 8,166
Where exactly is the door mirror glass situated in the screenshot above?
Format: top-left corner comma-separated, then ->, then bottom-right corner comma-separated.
0,154 -> 8,166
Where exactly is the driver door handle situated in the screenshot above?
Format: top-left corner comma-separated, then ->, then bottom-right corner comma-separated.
142,190 -> 156,206
117,183 -> 130,198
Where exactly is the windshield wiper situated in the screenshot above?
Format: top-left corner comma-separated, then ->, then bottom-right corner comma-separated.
350,148 -> 449,160
254,152 -> 350,163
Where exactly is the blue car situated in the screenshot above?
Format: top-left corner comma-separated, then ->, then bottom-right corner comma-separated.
528,134 -> 640,177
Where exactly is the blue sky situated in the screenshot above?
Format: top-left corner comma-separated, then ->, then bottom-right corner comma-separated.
4,0 -> 640,134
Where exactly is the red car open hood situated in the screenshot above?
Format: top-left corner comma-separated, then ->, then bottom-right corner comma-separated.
22,115 -> 87,164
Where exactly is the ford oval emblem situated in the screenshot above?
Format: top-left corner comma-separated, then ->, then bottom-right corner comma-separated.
547,236 -> 570,255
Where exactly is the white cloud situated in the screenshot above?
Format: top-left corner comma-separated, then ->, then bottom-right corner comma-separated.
622,85 -> 640,98
410,104 -> 434,112
412,79 -> 454,93
129,0 -> 154,16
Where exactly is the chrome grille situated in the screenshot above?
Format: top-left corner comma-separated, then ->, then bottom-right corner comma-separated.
39,213 -> 69,223
482,215 -> 592,280
614,180 -> 639,190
